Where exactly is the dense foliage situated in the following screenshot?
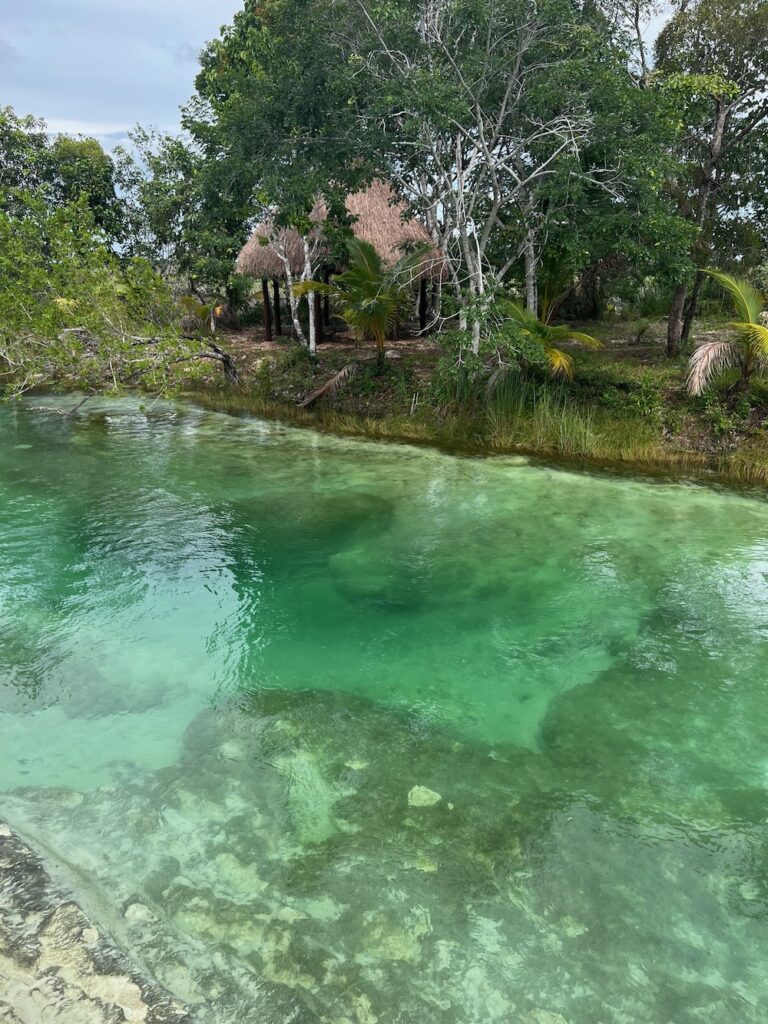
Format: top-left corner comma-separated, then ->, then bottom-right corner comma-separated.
0,109 -> 232,396
1,0 -> 767,404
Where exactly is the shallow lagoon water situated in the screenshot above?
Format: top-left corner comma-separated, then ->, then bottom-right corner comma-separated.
1,395 -> 768,1022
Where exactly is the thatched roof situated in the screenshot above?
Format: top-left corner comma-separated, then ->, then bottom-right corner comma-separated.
236,223 -> 312,278
236,180 -> 442,280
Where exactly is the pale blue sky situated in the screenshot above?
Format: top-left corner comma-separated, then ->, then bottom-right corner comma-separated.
0,0 -> 242,145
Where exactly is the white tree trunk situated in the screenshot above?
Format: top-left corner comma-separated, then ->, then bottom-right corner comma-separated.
524,229 -> 538,316
471,318 -> 481,353
307,291 -> 317,356
302,238 -> 317,357
282,259 -> 308,347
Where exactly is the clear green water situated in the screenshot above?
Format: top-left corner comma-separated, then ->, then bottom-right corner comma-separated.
2,395 -> 768,1023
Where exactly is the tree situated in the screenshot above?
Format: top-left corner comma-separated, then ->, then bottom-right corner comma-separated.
489,23 -> 693,323
114,128 -> 251,303
597,1 -> 665,84
184,0 -> 375,327
687,270 -> 768,394
0,149 -> 240,397
45,135 -> 123,240
0,107 -> 122,241
295,238 -> 430,358
656,0 -> 768,355
349,0 -> 601,348
0,107 -> 49,201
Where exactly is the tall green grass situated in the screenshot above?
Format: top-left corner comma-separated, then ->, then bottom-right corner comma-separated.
487,373 -> 600,456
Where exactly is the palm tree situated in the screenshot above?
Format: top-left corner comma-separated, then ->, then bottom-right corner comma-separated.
688,271 -> 768,395
294,238 -> 430,360
504,301 -> 601,378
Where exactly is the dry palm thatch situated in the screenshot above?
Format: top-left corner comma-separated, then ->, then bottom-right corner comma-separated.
343,180 -> 443,279
236,222 -> 319,278
236,181 -> 443,280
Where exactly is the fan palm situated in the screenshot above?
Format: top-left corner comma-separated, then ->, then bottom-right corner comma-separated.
688,271 -> 768,395
294,238 -> 430,358
504,301 -> 601,378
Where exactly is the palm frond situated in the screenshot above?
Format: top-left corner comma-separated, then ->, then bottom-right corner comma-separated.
733,321 -> 768,358
547,348 -> 574,379
506,301 -> 540,330
292,280 -> 336,299
687,340 -> 741,396
567,330 -> 602,349
705,270 -> 766,325
346,238 -> 382,277
298,363 -> 359,407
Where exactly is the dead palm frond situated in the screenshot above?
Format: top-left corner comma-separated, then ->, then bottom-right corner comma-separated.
299,362 -> 358,407
688,271 -> 768,394
687,340 -> 741,396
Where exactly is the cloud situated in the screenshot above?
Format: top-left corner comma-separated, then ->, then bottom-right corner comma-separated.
46,119 -> 133,137
0,1 -> 242,146
0,38 -> 20,63
163,42 -> 202,68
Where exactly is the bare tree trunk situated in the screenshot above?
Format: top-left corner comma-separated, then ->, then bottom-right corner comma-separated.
323,268 -> 331,326
667,285 -> 687,357
261,279 -> 273,343
207,341 -> 240,386
313,290 -> 323,344
667,100 -> 729,357
282,262 -> 307,346
432,280 -> 441,322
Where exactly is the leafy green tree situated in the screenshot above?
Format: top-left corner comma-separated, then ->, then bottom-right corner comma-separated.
0,186 -> 240,397
656,0 -> 768,355
46,135 -> 123,239
0,192 -> 177,395
114,128 -> 250,304
494,38 -> 693,322
0,107 -> 49,201
183,0 -> 375,325
1,107 -> 122,241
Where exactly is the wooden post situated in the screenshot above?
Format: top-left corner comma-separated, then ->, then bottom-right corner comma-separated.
419,277 -> 428,333
261,278 -> 273,342
272,278 -> 282,336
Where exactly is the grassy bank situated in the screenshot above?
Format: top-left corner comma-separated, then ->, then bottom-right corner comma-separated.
179,326 -> 768,489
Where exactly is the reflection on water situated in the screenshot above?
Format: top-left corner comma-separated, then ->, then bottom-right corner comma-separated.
1,395 -> 768,1022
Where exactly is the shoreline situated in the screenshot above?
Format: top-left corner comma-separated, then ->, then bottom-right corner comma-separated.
183,388 -> 768,496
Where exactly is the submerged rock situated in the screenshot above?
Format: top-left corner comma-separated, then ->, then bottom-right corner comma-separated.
0,822 -> 190,1024
407,786 -> 442,808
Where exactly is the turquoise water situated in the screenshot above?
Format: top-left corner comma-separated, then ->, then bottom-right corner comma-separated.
2,395 -> 768,1022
